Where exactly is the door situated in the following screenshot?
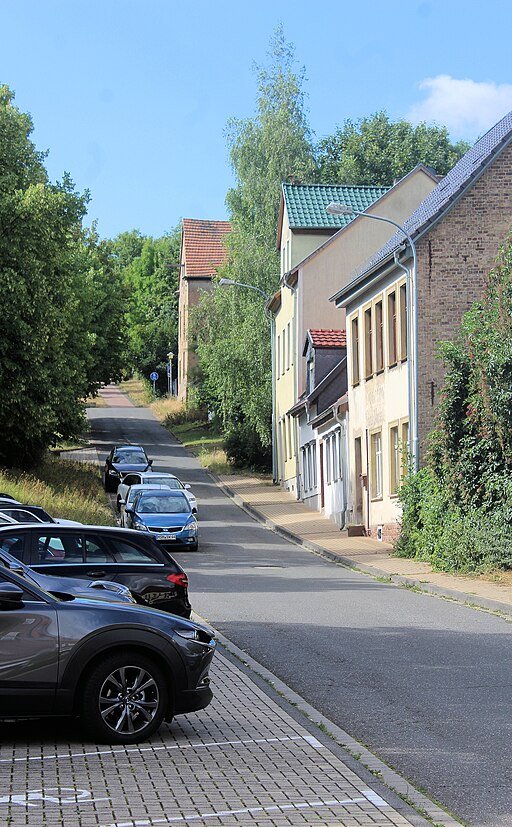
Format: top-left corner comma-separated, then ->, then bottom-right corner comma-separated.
354,437 -> 363,524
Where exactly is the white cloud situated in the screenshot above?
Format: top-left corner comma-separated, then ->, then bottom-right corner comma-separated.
407,75 -> 512,139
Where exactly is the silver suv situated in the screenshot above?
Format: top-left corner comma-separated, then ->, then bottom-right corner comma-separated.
0,566 -> 215,743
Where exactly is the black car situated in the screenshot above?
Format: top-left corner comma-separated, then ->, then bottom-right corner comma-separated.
0,547 -> 136,604
0,524 -> 191,617
103,444 -> 153,492
0,565 -> 215,743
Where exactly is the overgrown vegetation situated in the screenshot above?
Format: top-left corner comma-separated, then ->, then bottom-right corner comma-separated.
396,235 -> 512,572
0,457 -> 114,525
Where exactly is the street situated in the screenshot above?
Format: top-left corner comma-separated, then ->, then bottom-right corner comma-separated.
84,399 -> 512,827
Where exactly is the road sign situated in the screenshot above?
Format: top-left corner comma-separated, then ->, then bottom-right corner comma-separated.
149,371 -> 159,381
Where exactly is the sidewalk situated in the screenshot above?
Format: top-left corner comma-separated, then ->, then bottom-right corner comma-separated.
216,473 -> 512,617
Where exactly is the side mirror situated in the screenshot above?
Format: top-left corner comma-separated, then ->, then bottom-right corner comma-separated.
0,582 -> 24,605
148,459 -> 153,466
184,483 -> 191,490
119,498 -> 125,506
125,505 -> 134,514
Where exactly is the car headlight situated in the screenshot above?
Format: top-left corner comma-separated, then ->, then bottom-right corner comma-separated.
174,627 -> 215,645
109,469 -> 120,476
133,521 -> 149,531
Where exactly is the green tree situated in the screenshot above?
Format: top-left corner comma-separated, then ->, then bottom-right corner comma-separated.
193,28 -> 316,450
119,227 -> 181,391
0,86 -> 94,467
316,111 -> 469,185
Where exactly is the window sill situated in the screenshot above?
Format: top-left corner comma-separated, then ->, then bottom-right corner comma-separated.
388,361 -> 397,369
370,496 -> 383,502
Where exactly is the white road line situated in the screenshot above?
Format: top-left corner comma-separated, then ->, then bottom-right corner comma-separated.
0,734 -> 309,764
104,792 -> 389,827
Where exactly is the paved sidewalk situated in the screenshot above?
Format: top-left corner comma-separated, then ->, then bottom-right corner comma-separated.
217,473 -> 512,617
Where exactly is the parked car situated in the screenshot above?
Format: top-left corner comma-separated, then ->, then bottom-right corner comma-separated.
0,501 -> 81,526
103,445 -> 153,492
0,523 -> 192,616
0,564 -> 215,743
0,547 -> 136,604
124,489 -> 199,552
119,483 -> 169,527
116,472 -> 198,514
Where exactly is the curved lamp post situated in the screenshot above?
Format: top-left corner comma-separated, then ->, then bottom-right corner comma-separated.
326,203 -> 419,473
218,278 -> 277,482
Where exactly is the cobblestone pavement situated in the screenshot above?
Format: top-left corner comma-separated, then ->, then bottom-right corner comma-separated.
0,652 -> 448,827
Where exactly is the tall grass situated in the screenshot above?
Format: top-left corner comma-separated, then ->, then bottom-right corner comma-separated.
0,458 -> 115,525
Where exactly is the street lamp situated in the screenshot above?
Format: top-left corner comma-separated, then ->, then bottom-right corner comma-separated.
326,202 -> 419,473
218,278 -> 277,483
167,351 -> 174,398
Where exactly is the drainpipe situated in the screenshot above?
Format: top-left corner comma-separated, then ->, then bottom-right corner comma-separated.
334,404 -> 348,529
393,249 -> 414,467
365,428 -> 370,535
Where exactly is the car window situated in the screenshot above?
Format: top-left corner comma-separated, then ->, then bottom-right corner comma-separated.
108,538 -> 160,563
85,536 -> 116,563
123,474 -> 140,487
127,488 -> 142,504
2,509 -> 44,523
37,534 -> 83,563
151,477 -> 182,490
0,534 -> 25,561
136,494 -> 190,514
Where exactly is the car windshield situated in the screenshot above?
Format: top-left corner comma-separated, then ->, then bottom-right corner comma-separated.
151,478 -> 182,490
137,495 -> 190,514
114,451 -> 147,464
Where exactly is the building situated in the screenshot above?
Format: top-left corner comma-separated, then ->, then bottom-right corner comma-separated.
332,110 -> 512,542
177,219 -> 231,402
271,168 -> 438,499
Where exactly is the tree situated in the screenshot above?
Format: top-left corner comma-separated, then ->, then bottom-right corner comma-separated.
118,227 -> 181,391
316,111 -> 469,186
0,86 -> 94,467
193,27 -> 316,450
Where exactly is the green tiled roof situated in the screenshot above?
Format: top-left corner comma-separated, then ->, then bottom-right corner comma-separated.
283,183 -> 389,229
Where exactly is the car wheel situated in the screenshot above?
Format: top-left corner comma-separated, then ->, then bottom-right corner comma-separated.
190,542 -> 198,552
80,653 -> 168,744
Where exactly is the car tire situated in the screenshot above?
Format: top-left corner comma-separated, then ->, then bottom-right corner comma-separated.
190,542 -> 198,552
80,652 -> 168,744
103,473 -> 113,493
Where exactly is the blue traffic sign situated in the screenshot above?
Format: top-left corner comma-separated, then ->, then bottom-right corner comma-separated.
149,371 -> 159,381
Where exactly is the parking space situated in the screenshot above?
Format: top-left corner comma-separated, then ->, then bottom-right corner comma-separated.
0,652 -> 420,827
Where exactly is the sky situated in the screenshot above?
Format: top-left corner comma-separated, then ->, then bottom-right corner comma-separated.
2,0 -> 512,240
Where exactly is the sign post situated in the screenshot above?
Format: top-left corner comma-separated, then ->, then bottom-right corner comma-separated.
149,371 -> 159,396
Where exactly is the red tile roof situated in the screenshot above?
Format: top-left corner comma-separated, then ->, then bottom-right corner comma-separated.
309,329 -> 346,348
182,218 -> 231,278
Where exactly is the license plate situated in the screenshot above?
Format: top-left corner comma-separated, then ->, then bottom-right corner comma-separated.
157,533 -> 176,540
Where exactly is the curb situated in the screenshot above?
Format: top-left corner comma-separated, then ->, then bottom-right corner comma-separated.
214,475 -> 512,619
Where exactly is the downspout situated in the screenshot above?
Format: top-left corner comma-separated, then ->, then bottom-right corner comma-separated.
334,404 -> 347,529
365,428 -> 370,535
283,270 -> 301,499
393,249 -> 414,469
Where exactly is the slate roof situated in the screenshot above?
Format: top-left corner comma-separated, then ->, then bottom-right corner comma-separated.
283,183 -> 389,230
309,329 -> 347,349
332,110 -> 512,304
182,218 -> 231,278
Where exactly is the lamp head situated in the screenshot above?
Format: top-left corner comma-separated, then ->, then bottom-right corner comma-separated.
326,201 -> 355,216
219,278 -> 235,286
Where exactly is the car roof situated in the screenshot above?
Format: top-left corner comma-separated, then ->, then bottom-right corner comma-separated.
138,472 -> 177,479
113,444 -> 145,452
0,523 -> 160,536
127,484 -> 167,493
136,489 -> 187,498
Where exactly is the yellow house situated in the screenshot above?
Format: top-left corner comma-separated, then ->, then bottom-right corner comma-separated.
272,169 -> 438,498
332,111 -> 512,541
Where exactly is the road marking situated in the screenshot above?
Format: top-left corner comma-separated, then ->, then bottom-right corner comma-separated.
104,791 -> 389,826
0,734 -> 311,764
0,788 -> 110,809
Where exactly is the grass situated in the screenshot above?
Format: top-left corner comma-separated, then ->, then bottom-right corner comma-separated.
118,377 -> 153,407
0,457 -> 115,525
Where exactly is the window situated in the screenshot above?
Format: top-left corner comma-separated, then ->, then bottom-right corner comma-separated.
325,437 -> 331,484
399,283 -> 407,360
277,334 -> 281,377
375,300 -> 383,372
312,442 -> 317,488
370,431 -> 383,499
364,307 -> 373,378
85,537 -> 115,563
286,322 -> 291,370
123,474 -> 141,487
351,316 -> 360,385
282,334 -> 286,375
0,534 -> 25,561
109,538 -> 159,563
37,534 -> 83,563
401,421 -> 410,478
387,290 -> 397,366
301,447 -> 308,491
389,425 -> 399,495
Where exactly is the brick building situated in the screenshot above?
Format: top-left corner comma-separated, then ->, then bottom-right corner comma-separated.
177,219 -> 231,402
332,110 -> 512,542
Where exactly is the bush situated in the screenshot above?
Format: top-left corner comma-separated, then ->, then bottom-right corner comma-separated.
163,405 -> 207,428
224,423 -> 272,471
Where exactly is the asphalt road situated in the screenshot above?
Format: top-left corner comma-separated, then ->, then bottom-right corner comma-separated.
88,403 -> 512,827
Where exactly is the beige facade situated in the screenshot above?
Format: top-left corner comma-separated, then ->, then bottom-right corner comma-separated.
273,167 -> 438,496
337,117 -> 512,542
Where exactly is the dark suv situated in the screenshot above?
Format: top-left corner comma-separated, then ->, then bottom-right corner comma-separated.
0,566 -> 215,743
0,524 -> 191,617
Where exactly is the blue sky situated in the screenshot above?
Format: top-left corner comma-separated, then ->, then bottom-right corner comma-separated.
2,0 -> 512,239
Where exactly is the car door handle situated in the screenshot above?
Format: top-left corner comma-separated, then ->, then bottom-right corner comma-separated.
87,570 -> 106,577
